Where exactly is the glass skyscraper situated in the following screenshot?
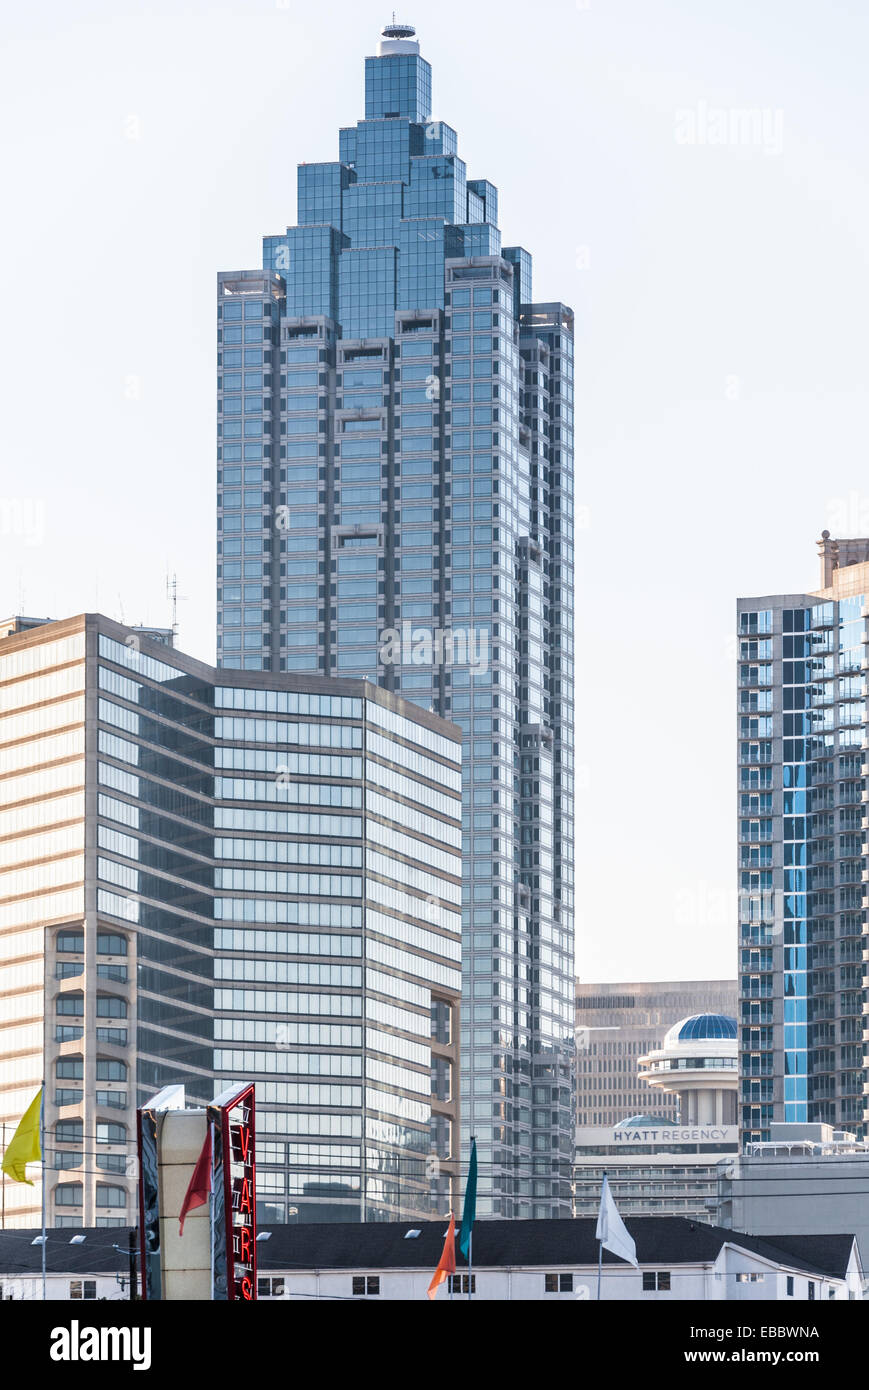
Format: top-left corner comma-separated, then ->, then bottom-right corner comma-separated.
216,21 -> 576,1217
737,533 -> 869,1145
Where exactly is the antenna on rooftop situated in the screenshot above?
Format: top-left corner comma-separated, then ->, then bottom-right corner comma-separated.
166,572 -> 187,641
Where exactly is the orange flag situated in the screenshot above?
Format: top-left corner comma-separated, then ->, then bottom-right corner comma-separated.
427,1212 -> 456,1301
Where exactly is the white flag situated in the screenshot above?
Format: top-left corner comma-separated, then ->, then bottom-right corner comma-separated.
595,1174 -> 638,1267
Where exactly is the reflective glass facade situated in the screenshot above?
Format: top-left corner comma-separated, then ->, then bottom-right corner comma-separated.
0,615 -> 460,1227
738,548 -> 869,1144
216,23 -> 576,1216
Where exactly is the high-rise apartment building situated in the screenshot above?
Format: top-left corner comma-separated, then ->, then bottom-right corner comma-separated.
216,21 -> 576,1216
737,532 -> 869,1144
575,980 -> 738,1127
0,614 -> 461,1228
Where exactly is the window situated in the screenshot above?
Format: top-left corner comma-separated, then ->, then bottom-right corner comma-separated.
55,1089 -> 83,1107
258,1277 -> 285,1298
96,1153 -> 127,1174
97,964 -> 128,982
96,996 -> 127,1018
544,1273 -> 574,1293
786,1275 -> 794,1296
808,1281 -> 815,1301
352,1276 -> 380,1296
57,931 -> 84,953
736,1272 -> 764,1283
97,933 -> 128,955
96,1185 -> 127,1208
69,1280 -> 97,1300
642,1271 -> 671,1291
57,996 -> 84,1016
56,962 -> 84,979
55,1184 -> 83,1207
96,1060 -> 127,1082
96,1091 -> 127,1109
96,1123 -> 126,1145
448,1275 -> 476,1294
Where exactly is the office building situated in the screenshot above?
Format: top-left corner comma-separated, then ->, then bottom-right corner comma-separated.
0,613 -> 461,1229
575,980 -> 738,1127
737,532 -> 869,1143
216,20 -> 576,1216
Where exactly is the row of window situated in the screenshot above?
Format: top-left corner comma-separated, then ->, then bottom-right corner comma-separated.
258,1271 -> 672,1298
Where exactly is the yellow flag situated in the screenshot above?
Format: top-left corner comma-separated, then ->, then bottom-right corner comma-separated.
1,1087 -> 42,1184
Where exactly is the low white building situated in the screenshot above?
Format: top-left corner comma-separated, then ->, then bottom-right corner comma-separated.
0,1229 -> 134,1301
1,1217 -> 862,1302
253,1217 -> 862,1301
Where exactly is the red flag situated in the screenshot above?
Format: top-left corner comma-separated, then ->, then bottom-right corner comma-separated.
179,1126 -> 213,1236
427,1212 -> 456,1301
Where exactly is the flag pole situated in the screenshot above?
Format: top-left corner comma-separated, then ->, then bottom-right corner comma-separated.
40,1081 -> 46,1302
209,1122 -> 215,1301
468,1228 -> 472,1301
597,1238 -> 602,1300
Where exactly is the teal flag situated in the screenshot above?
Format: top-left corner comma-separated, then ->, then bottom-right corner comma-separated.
458,1136 -> 477,1258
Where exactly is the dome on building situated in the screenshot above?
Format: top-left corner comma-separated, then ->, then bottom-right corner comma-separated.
663,1013 -> 737,1047
614,1114 -> 679,1130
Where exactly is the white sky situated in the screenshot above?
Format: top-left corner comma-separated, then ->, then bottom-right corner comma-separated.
2,0 -> 868,984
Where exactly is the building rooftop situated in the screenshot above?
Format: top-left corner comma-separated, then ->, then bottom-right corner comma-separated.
665,1013 -> 737,1045
1,1220 -> 856,1283
614,1114 -> 680,1129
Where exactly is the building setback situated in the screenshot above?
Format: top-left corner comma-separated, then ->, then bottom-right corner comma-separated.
737,533 -> 869,1143
216,20 -> 576,1217
0,614 -> 461,1229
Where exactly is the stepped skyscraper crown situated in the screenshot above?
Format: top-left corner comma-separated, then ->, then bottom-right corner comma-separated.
260,22 -> 526,340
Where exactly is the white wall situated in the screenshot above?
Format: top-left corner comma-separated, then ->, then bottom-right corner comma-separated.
0,1273 -> 127,1301
265,1255 -> 850,1301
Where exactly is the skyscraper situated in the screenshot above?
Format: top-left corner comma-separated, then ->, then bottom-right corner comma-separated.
216,21 -> 576,1216
0,614 -> 461,1228
737,532 -> 869,1145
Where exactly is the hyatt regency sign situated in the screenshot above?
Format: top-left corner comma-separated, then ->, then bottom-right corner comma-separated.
577,1125 -> 738,1149
613,1125 -> 735,1144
